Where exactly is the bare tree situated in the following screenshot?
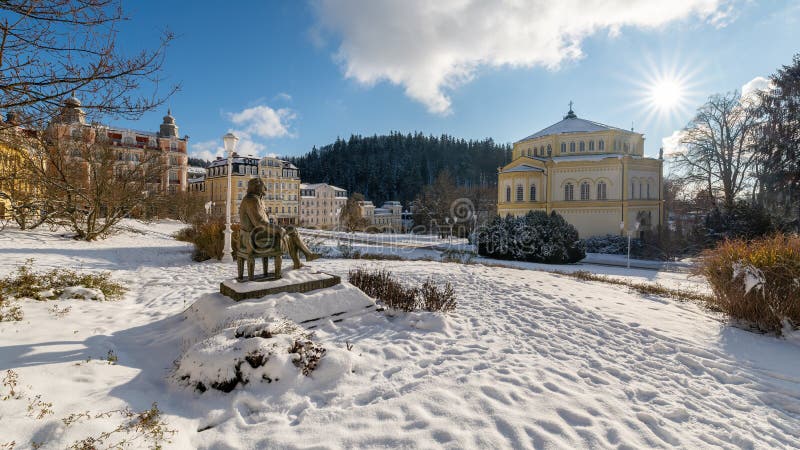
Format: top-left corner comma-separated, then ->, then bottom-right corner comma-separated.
671,91 -> 760,210
339,192 -> 368,232
23,127 -> 167,240
0,0 -> 176,127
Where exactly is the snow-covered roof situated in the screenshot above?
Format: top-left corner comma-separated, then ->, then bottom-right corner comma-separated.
300,183 -> 346,191
517,110 -> 636,143
503,164 -> 544,173
207,156 -> 260,168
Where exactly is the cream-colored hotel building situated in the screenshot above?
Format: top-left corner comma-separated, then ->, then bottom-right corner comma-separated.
497,107 -> 663,238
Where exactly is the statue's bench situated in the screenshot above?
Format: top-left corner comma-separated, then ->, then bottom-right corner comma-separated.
237,226 -> 282,281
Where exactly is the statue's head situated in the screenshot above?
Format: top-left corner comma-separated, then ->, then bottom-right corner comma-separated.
247,178 -> 266,197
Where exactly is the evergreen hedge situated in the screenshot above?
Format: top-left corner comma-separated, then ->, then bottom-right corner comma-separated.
475,211 -> 585,264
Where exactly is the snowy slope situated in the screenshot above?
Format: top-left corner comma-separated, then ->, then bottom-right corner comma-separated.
0,221 -> 798,449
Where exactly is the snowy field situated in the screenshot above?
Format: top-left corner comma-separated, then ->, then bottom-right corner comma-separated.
1,221 -> 799,448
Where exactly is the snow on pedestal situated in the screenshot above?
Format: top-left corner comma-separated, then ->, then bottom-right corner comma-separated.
220,266 -> 342,301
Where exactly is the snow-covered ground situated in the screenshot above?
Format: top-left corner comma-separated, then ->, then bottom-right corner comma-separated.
1,221 -> 799,448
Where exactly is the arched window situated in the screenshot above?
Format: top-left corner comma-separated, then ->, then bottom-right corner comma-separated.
599,140 -> 605,151
597,181 -> 607,200
624,143 -> 630,153
506,186 -> 511,202
639,183 -> 643,199
516,185 -> 524,202
530,184 -> 536,201
580,182 -> 590,200
561,143 -> 566,153
547,145 -> 552,156
539,146 -> 544,156
569,142 -> 576,153
564,183 -> 574,201
589,140 -> 594,151
631,182 -> 636,199
647,183 -> 651,199
579,141 -> 585,152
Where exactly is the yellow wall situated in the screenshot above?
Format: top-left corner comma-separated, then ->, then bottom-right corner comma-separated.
498,150 -> 663,238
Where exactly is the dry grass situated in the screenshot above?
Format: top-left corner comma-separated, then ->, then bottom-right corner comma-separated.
348,267 -> 457,313
175,218 -> 239,261
0,259 -> 125,302
696,234 -> 800,334
553,270 -> 713,304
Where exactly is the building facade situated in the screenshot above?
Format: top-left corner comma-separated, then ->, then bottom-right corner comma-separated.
48,97 -> 189,194
358,200 -> 403,232
204,155 -> 300,225
497,107 -> 663,238
299,183 -> 348,229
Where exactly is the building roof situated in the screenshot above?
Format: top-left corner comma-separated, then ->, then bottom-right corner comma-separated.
503,164 -> 544,173
300,183 -> 347,191
516,108 -> 637,143
208,156 -> 260,168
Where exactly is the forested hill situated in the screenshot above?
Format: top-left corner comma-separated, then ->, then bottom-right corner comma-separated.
287,132 -> 511,206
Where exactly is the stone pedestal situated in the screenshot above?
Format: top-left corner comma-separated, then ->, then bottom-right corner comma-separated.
220,267 -> 341,302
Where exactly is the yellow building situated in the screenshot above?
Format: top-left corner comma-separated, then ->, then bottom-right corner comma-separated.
497,106 -> 663,238
205,155 -> 300,225
0,115 -> 36,220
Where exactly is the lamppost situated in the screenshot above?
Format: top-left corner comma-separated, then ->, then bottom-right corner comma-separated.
221,132 -> 239,263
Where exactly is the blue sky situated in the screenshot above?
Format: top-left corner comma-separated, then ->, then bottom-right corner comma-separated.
112,1 -> 800,162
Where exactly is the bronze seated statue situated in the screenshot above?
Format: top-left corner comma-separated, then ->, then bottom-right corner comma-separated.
236,178 -> 320,281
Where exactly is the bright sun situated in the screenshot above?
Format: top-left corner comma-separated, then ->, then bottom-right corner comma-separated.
649,79 -> 684,111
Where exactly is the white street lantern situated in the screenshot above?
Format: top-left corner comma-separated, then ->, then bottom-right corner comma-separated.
221,132 -> 239,263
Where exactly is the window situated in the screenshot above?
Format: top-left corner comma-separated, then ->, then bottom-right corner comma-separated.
599,140 -> 605,151
506,186 -> 511,202
526,148 -> 531,157
547,145 -> 552,156
237,180 -> 243,188
561,143 -> 566,153
624,143 -> 630,153
639,183 -> 643,199
516,185 -> 524,202
597,181 -> 607,200
647,183 -> 651,199
579,141 -> 585,152
589,141 -> 594,151
570,142 -> 576,153
580,182 -> 590,200
530,185 -> 536,201
631,182 -> 636,199
564,183 -> 574,201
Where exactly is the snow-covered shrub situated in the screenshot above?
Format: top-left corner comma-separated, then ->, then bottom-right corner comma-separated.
583,234 -> 643,255
475,211 -> 585,264
0,259 -> 125,301
174,318 -> 326,393
348,268 -> 457,313
697,235 -> 800,334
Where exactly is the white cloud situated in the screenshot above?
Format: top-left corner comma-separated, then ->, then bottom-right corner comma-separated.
190,139 -> 223,161
274,92 -> 293,102
662,129 -> 687,158
314,0 -> 734,114
741,76 -> 772,101
189,104 -> 296,160
228,105 -> 296,139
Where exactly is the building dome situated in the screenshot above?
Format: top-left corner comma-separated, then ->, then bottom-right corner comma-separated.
65,96 -> 82,107
158,108 -> 179,138
162,108 -> 175,124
